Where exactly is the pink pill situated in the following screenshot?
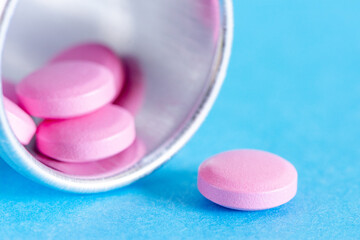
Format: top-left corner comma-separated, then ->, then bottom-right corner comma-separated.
37,138 -> 146,179
3,97 -> 36,145
198,150 -> 298,211
114,60 -> 145,116
16,61 -> 117,118
36,105 -> 135,162
50,43 -> 124,95
2,79 -> 19,104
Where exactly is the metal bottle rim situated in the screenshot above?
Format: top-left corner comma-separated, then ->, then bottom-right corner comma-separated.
0,0 -> 234,193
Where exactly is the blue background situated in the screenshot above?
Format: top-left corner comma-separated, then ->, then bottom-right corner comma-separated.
1,1 -> 360,239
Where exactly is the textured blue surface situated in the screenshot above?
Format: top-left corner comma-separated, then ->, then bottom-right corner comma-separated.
1,1 -> 360,239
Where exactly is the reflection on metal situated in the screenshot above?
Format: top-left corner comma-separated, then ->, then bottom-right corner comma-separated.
0,0 -> 233,193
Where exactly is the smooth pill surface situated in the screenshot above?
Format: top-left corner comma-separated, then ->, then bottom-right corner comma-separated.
36,105 -> 135,162
51,43 -> 124,95
16,61 -> 117,118
3,97 -> 36,144
37,138 -> 145,179
198,149 -> 297,211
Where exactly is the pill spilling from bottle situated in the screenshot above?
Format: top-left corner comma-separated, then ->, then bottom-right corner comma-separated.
3,42 -> 297,211
3,43 -> 145,178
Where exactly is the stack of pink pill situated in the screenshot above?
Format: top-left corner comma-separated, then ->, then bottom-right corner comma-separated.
2,43 -> 145,177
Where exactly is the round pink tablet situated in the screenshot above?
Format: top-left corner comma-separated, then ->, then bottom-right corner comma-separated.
2,79 -> 19,104
50,43 -> 124,95
37,138 -> 146,179
16,61 -> 117,118
198,150 -> 297,211
3,97 -> 36,144
36,105 -> 136,162
114,59 -> 145,116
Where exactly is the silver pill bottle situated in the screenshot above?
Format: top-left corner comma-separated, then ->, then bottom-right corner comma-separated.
0,0 -> 233,193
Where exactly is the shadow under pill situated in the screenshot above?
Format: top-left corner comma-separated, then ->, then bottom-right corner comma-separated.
132,168 -> 233,212
132,166 -> 298,216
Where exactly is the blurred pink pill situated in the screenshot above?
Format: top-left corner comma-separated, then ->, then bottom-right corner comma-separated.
2,79 -> 19,104
37,138 -> 146,179
50,43 -> 124,95
198,150 -> 298,211
16,61 -> 117,118
3,97 -> 36,144
199,0 -> 220,43
114,60 -> 145,116
36,105 -> 135,162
